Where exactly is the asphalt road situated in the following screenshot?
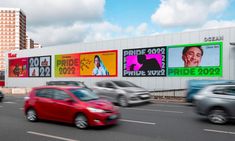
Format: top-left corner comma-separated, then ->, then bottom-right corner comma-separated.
0,95 -> 235,141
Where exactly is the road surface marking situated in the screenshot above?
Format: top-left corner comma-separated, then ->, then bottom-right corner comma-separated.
124,107 -> 183,114
27,131 -> 79,141
204,129 -> 235,135
120,119 -> 156,125
3,101 -> 17,104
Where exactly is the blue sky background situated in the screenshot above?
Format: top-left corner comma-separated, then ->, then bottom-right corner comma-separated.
0,0 -> 235,46
168,45 -> 220,67
105,0 -> 159,30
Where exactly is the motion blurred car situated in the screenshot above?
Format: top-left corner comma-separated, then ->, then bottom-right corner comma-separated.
194,84 -> 235,124
24,86 -> 119,129
0,91 -> 4,102
93,80 -> 152,107
186,80 -> 235,102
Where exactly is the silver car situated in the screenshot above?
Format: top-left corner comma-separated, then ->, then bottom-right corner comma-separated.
193,84 -> 235,124
93,80 -> 152,107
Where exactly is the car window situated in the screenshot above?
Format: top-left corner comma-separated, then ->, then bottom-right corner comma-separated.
96,82 -> 105,87
35,89 -> 53,98
105,82 -> 116,89
113,81 -> 138,87
70,88 -> 99,101
224,86 -> 235,96
212,87 -> 225,95
52,89 -> 71,100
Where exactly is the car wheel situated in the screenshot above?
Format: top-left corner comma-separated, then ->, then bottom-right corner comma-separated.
74,114 -> 88,129
26,109 -> 38,122
0,98 -> 2,102
118,95 -> 129,107
208,109 -> 228,124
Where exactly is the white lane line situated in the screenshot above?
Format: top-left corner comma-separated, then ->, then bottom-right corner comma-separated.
204,129 -> 235,135
3,101 -> 17,104
124,107 -> 184,114
27,131 -> 79,141
120,119 -> 156,125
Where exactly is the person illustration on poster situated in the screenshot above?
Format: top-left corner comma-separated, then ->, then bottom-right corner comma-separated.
137,55 -> 161,71
13,64 -> 20,76
92,55 -> 109,76
182,46 -> 203,67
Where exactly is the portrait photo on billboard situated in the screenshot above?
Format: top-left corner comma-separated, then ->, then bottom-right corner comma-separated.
79,50 -> 117,77
167,42 -> 222,77
29,56 -> 51,77
55,53 -> 80,77
9,58 -> 28,77
123,46 -> 166,77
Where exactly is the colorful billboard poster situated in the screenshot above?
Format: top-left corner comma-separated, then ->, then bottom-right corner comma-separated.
167,42 -> 222,77
79,50 -> 117,77
123,47 -> 166,77
29,56 -> 51,77
9,58 -> 28,77
55,53 -> 80,77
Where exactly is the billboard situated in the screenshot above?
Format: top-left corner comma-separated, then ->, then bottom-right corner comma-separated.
79,50 -> 117,77
55,53 -> 80,77
9,58 -> 28,77
167,42 -> 222,77
28,56 -> 51,77
123,47 -> 166,77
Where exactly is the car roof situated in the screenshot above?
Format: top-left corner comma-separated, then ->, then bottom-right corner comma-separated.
209,83 -> 235,86
33,85 -> 83,90
96,80 -> 128,83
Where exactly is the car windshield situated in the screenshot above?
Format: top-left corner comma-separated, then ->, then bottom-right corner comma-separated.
70,88 -> 99,101
75,82 -> 88,88
113,81 -> 138,87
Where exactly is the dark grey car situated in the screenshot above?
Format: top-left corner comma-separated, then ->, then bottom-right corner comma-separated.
193,84 -> 235,124
93,80 -> 152,107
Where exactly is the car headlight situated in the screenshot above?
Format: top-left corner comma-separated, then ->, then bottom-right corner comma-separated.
193,94 -> 205,100
87,107 -> 105,113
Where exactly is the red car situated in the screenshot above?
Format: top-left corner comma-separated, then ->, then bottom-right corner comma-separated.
24,86 -> 119,129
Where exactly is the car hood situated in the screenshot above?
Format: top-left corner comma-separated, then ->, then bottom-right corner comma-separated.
86,99 -> 114,110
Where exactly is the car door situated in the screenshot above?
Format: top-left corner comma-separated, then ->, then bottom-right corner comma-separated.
51,89 -> 76,122
103,82 -> 118,102
223,86 -> 235,117
34,89 -> 55,119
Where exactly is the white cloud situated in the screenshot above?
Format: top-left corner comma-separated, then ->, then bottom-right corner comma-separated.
84,22 -> 122,42
28,24 -> 89,46
0,0 -> 105,25
124,23 -> 148,37
80,22 -> 149,43
136,23 -> 148,35
1,0 -> 150,46
184,20 -> 235,31
151,0 -> 229,27
28,22 -> 149,46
